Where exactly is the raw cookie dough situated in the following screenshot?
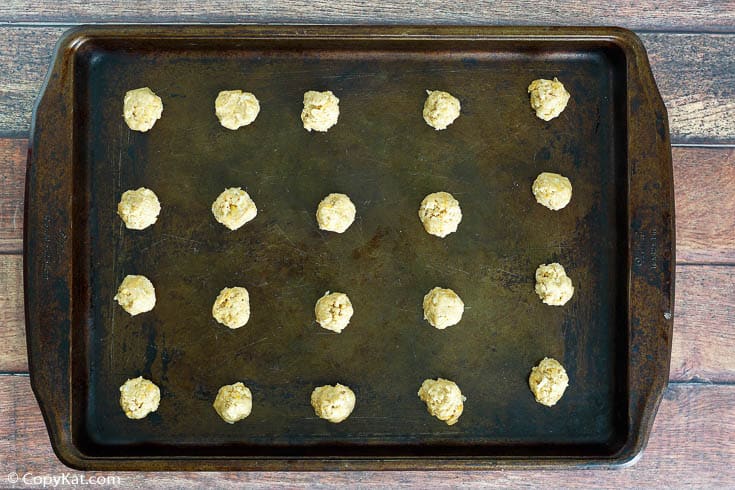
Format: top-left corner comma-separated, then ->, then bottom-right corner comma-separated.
418,378 -> 465,426
301,90 -> 340,132
535,263 -> 574,306
316,193 -> 356,233
119,376 -> 160,419
314,292 -> 353,333
528,77 -> 570,121
532,172 -> 573,211
529,357 -> 569,407
117,187 -> 161,230
422,90 -> 461,130
311,384 -> 356,423
215,90 -> 260,130
423,287 -> 464,329
114,275 -> 156,316
123,87 -> 163,132
418,191 -> 462,238
213,382 -> 253,424
211,187 -> 257,230
212,286 -> 251,329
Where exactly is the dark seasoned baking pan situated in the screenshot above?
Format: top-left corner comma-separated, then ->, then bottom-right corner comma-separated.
25,25 -> 674,470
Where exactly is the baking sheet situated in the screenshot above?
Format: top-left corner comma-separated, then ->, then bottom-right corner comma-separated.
26,26 -> 674,469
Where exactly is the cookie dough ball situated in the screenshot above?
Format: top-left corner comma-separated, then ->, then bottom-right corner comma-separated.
301,90 -> 340,132
213,382 -> 253,424
423,90 -> 461,130
529,357 -> 569,407
535,263 -> 574,306
532,172 -> 573,211
418,191 -> 462,238
215,90 -> 260,130
212,286 -> 251,329
212,187 -> 257,230
316,193 -> 356,233
314,292 -> 353,333
418,378 -> 465,426
528,77 -> 570,121
119,376 -> 160,419
123,87 -> 163,132
117,187 -> 161,230
423,287 -> 464,329
114,275 -> 156,316
311,384 -> 356,423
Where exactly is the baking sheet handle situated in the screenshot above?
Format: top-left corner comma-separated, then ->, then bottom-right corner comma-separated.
25,27 -> 88,468
616,28 -> 675,465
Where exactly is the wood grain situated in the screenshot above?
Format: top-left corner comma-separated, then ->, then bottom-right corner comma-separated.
0,139 -> 25,253
675,147 -> 735,264
4,140 -> 733,260
0,376 -> 732,486
671,266 -> 735,382
0,255 -> 24,372
1,1 -> 734,31
0,27 -> 60,136
2,252 -> 733,381
0,27 -> 733,143
645,33 -> 735,144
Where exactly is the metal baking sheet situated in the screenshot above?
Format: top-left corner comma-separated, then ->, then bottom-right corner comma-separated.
25,25 -> 674,470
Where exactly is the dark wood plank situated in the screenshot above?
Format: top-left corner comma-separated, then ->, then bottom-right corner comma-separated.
675,148 -> 735,263
4,140 -> 733,261
644,33 -> 735,144
1,376 -> 732,485
0,27 -> 61,136
3,252 -> 733,381
0,27 -> 733,143
0,139 -> 25,252
1,1 -> 734,31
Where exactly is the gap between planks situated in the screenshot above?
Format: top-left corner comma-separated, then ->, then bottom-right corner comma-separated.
0,1 -> 734,31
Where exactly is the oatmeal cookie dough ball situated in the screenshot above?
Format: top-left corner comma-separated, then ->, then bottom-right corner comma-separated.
211,187 -> 257,230
535,263 -> 574,306
418,378 -> 465,426
423,287 -> 464,329
215,90 -> 260,130
418,191 -> 462,238
311,384 -> 356,423
119,376 -> 160,419
529,357 -> 569,407
528,77 -> 570,121
422,90 -> 461,130
114,275 -> 156,316
213,382 -> 253,424
301,90 -> 340,132
316,193 -> 356,233
212,286 -> 251,329
117,187 -> 161,230
123,87 -> 163,132
314,292 -> 353,333
532,172 -> 572,211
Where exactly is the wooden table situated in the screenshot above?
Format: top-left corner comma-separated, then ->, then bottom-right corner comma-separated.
1,2 -> 733,487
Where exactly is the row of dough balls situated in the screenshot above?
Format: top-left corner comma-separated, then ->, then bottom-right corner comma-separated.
113,260 -> 573,331
120,357 -> 569,424
117,170 -> 573,235
122,77 -> 570,133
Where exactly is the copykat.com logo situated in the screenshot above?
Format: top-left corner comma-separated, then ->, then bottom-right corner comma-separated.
6,472 -> 122,488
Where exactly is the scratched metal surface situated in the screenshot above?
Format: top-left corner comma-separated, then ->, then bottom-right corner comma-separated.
74,38 -> 628,457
